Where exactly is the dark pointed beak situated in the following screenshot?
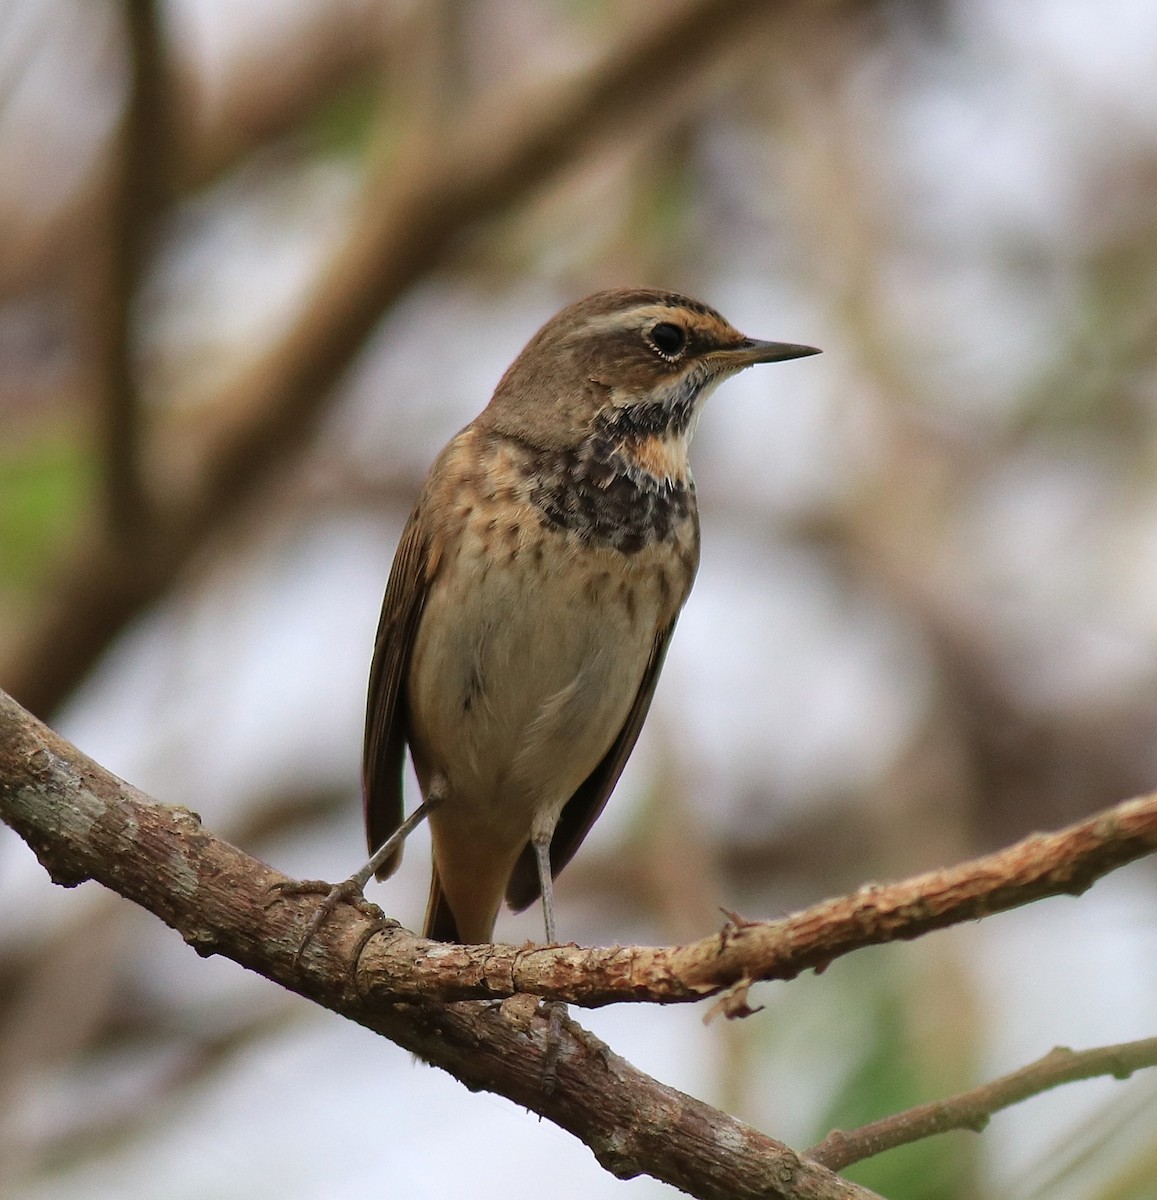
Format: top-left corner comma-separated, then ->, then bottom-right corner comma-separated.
725,337 -> 822,367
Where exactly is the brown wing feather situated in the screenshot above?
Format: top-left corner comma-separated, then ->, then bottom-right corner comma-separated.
362,506 -> 431,879
505,618 -> 678,912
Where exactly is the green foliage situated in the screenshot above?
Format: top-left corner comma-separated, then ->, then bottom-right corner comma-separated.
817,980 -> 973,1199
0,428 -> 90,593
307,76 -> 383,159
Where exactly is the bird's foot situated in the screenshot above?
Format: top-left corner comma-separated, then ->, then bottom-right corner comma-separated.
266,876 -> 385,966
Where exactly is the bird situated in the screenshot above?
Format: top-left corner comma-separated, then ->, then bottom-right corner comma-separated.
347,287 -> 818,947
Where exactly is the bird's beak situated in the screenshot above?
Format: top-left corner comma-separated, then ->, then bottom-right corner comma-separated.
723,338 -> 822,368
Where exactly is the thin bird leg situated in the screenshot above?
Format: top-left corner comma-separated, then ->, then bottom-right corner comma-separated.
533,834 -> 558,945
356,790 -> 442,889
533,833 -> 566,1093
277,784 -> 446,964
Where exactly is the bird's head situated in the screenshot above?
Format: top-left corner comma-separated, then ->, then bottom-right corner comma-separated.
482,288 -> 819,453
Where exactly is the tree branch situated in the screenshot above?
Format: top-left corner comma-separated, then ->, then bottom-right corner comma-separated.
94,0 -> 170,543
0,686 -> 877,1200
807,1037 -> 1157,1171
5,686 -> 1157,1192
4,679 -> 1157,1012
354,790 -> 1157,1010
9,658 -> 1153,1192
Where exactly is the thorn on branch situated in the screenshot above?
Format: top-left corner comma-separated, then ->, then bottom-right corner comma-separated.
717,907 -> 760,955
703,977 -> 764,1024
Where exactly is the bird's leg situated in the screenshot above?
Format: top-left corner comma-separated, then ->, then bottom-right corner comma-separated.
272,783 -> 446,964
533,834 -> 559,945
357,791 -> 442,886
532,834 -> 566,1094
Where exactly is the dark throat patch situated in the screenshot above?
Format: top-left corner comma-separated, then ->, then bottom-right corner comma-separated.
527,427 -> 697,555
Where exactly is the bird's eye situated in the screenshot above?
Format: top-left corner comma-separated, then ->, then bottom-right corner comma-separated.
648,322 -> 686,358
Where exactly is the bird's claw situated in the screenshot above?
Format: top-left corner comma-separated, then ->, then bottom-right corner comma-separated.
540,1000 -> 567,1095
266,877 -> 385,967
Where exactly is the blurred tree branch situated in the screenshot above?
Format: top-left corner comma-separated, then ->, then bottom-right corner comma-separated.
808,1038 -> 1157,1171
0,775 -> 349,1190
4,686 -> 1157,1193
96,0 -> 169,544
0,2 -> 391,296
2,0 -> 793,719
762,11 -> 1157,858
175,2 -> 391,193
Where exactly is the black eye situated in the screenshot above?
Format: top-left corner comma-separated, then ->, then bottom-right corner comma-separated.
648,322 -> 686,358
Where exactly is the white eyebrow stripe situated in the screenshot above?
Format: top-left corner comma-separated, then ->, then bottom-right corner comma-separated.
569,304 -> 688,338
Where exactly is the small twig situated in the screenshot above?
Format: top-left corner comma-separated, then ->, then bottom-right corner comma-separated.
807,1037 -> 1157,1171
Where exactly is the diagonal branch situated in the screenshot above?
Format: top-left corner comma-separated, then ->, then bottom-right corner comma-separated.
0,688 -> 877,1200
807,1037 -> 1157,1171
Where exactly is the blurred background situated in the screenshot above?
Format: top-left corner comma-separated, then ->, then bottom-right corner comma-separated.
2,1 -> 1157,1197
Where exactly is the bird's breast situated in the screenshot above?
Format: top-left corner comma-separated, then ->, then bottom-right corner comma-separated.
405,426 -> 697,835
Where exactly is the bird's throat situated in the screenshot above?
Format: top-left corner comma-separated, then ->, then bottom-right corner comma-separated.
526,427 -> 697,556
610,430 -> 692,489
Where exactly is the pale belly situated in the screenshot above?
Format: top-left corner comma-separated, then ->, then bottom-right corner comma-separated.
406,524 -> 670,853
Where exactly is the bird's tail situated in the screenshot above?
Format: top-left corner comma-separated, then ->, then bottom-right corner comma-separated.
422,867 -> 461,942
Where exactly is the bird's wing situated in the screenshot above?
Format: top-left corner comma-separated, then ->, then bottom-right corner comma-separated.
505,616 -> 679,912
362,504 -> 433,878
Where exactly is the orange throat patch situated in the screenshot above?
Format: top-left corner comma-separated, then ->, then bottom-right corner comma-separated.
617,433 -> 691,487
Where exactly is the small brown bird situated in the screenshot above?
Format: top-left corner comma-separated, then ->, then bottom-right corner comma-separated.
353,288 -> 818,946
